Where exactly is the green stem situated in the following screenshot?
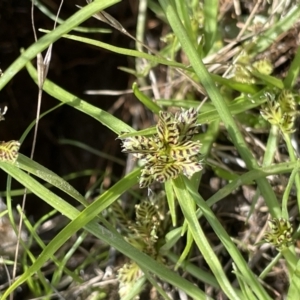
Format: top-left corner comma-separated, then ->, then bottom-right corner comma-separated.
158,0 -> 281,217
281,247 -> 298,276
283,133 -> 300,216
263,125 -> 279,167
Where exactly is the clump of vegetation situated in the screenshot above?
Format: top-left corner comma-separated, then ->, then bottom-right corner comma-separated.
0,1 -> 300,299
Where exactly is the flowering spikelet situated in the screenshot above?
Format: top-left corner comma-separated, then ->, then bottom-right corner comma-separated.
119,108 -> 202,188
260,90 -> 297,134
231,52 -> 273,84
116,199 -> 163,299
118,262 -> 142,299
263,218 -> 293,250
252,58 -> 273,75
0,141 -> 20,163
0,107 -> 20,163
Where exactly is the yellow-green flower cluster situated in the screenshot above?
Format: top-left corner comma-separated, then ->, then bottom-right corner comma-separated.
119,108 -> 202,188
260,90 -> 297,134
126,201 -> 160,257
116,200 -> 163,299
231,51 -> 273,84
118,262 -> 142,299
263,218 -> 293,250
0,107 -> 20,163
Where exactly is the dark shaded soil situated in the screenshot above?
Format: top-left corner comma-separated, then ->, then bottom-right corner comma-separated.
0,0 -> 134,218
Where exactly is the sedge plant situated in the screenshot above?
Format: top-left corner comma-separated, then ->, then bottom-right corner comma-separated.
0,0 -> 300,299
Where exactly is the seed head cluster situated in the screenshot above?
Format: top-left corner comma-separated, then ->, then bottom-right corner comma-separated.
119,108 -> 203,188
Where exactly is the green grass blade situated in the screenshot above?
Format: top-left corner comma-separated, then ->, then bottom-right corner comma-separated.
58,139 -> 125,166
122,277 -> 147,300
167,251 -> 219,288
174,0 -> 195,45
160,227 -> 182,252
26,61 -> 134,135
233,264 -> 257,300
0,170 -> 97,198
0,0 -> 121,90
284,45 -> 300,89
51,231 -> 88,287
176,228 -> 193,269
0,163 -> 209,300
250,5 -> 300,55
287,259 -> 300,300
19,103 -> 64,144
183,177 -> 272,300
203,0 -> 219,55
35,0 -> 111,33
211,74 -> 259,94
164,180 -> 176,226
172,176 -> 240,299
17,154 -> 88,206
158,0 -> 281,218
19,206 -> 83,284
163,162 -> 299,274
133,82 -> 161,114
50,32 -> 189,70
120,88 -> 269,138
250,70 -> 284,89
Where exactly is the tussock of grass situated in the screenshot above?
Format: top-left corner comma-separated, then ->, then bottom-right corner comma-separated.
0,1 -> 300,299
